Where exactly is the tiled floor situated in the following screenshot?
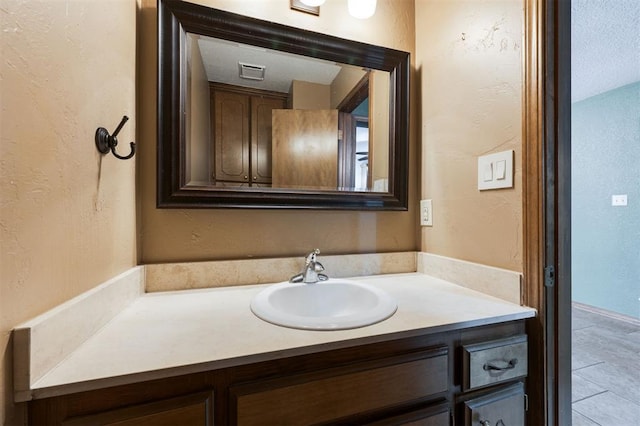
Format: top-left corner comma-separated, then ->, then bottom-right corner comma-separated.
572,303 -> 640,426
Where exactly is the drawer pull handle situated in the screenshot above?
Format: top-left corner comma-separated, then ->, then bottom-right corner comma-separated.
483,358 -> 518,371
479,420 -> 506,426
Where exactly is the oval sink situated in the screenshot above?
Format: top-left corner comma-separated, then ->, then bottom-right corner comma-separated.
250,279 -> 397,330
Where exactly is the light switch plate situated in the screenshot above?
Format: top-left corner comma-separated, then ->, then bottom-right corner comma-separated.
478,150 -> 514,190
420,199 -> 433,226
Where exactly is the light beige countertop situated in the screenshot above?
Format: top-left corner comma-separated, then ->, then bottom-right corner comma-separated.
21,272 -> 535,400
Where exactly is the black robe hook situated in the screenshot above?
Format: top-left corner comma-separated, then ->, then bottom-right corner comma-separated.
95,115 -> 136,160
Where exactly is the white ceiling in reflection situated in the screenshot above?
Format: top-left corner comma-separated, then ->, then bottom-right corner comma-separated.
194,34 -> 342,93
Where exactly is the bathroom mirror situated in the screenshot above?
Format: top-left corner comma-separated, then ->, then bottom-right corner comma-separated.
158,0 -> 409,209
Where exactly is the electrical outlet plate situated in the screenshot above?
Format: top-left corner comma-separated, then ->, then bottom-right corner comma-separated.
612,194 -> 628,206
420,199 -> 432,226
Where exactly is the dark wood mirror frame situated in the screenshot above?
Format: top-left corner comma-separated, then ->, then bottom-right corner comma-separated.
157,0 -> 410,210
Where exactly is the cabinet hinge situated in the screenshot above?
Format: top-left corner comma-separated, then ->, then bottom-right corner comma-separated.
544,265 -> 555,287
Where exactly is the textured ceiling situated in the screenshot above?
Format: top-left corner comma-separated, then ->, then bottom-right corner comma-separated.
571,0 -> 640,102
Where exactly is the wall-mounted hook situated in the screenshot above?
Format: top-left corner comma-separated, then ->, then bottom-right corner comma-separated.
95,115 -> 136,160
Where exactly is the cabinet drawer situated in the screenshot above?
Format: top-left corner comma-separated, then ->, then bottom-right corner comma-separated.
230,347 -> 448,426
61,391 -> 214,426
462,335 -> 527,391
463,382 -> 525,426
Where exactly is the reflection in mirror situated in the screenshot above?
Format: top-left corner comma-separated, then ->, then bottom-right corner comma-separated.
158,0 -> 409,209
186,33 -> 390,192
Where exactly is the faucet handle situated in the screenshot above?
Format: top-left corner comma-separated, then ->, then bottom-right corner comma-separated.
305,248 -> 321,264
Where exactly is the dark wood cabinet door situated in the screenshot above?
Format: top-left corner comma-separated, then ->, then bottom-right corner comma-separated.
61,391 -> 214,426
251,96 -> 285,184
229,347 -> 448,426
212,84 -> 287,186
214,90 -> 250,183
463,383 -> 525,426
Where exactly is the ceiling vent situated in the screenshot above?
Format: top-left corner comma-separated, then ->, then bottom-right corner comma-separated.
239,62 -> 266,81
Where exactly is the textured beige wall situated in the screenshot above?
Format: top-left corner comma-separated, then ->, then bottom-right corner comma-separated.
329,66 -> 366,108
186,36 -> 211,184
291,80 -> 331,109
0,0 -> 137,423
371,71 -> 390,185
139,0 -> 418,263
416,0 -> 524,272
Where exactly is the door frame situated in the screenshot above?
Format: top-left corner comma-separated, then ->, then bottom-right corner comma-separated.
522,0 -> 571,424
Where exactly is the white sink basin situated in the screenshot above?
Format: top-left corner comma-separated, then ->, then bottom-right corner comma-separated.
250,279 -> 397,330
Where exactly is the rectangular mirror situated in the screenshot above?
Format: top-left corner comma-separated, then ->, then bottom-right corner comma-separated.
158,0 -> 410,209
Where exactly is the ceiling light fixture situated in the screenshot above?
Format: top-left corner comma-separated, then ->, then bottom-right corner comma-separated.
348,0 -> 377,19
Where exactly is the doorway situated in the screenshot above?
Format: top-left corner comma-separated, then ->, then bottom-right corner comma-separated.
570,1 -> 640,424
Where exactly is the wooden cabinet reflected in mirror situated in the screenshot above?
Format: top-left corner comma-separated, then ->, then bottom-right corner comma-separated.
209,83 -> 287,188
158,0 -> 409,209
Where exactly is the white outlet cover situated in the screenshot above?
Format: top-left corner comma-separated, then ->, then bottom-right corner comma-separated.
612,194 -> 628,206
420,199 -> 432,226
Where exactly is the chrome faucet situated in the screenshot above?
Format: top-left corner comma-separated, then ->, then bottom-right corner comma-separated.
289,249 -> 329,284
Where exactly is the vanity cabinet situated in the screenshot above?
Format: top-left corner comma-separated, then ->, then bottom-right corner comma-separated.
211,83 -> 287,187
27,321 -> 528,425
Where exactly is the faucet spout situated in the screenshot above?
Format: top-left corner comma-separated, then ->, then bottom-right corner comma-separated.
289,273 -> 305,283
289,249 -> 329,284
